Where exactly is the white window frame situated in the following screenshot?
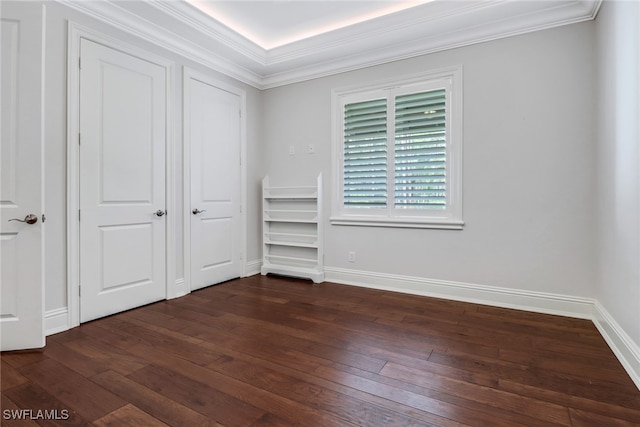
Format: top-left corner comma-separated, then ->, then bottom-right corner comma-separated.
331,66 -> 464,229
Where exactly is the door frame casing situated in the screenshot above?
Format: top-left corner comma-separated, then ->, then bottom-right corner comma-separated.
183,67 -> 247,292
66,23 -> 176,328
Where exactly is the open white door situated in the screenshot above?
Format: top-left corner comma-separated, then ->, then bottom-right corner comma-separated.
185,71 -> 242,291
79,39 -> 167,323
0,2 -> 45,351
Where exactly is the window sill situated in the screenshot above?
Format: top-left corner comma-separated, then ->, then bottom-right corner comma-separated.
330,216 -> 464,230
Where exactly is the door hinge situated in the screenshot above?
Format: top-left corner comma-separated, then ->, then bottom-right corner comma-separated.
79,57 -> 81,69
78,209 -> 81,221
42,214 -> 46,223
79,286 -> 81,297
78,133 -> 81,145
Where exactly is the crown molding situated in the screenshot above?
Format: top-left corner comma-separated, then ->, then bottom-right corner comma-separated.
147,0 -> 267,65
56,0 -> 263,87
55,0 -> 602,90
262,0 -> 602,88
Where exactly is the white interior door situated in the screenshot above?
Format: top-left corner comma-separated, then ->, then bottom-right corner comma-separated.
0,2 -> 45,351
79,39 -> 167,323
186,73 -> 241,291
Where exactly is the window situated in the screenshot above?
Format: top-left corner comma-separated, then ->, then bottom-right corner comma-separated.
331,67 -> 463,229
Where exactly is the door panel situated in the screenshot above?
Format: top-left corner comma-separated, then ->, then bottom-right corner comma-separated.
100,223 -> 153,291
79,39 -> 167,323
0,2 -> 45,351
199,217 -> 233,269
187,74 -> 241,290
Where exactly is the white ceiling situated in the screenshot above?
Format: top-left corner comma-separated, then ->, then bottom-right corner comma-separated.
185,0 -> 432,49
62,0 -> 602,89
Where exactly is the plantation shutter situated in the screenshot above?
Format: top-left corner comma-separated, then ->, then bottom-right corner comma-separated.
394,89 -> 447,209
343,98 -> 387,208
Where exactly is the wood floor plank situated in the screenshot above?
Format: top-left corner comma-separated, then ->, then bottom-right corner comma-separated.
17,358 -> 127,421
380,361 -> 572,425
92,404 -> 170,427
1,362 -> 30,392
2,276 -> 639,426
94,316 -> 221,366
249,412 -> 306,427
568,407 -> 640,427
499,379 -> 640,424
200,347 -> 441,427
85,326 -> 358,427
313,364 -> 532,427
0,350 -> 47,369
62,336 -> 149,376
0,394 -> 40,426
35,339 -> 107,378
90,370 -> 224,427
126,363 -> 266,426
3,382 -> 87,426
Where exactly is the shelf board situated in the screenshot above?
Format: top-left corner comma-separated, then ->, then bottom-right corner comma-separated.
264,194 -> 318,202
264,218 -> 318,224
265,240 -> 318,248
265,254 -> 317,264
265,209 -> 316,214
266,232 -> 317,238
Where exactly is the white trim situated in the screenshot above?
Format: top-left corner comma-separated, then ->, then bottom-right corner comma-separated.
260,0 -> 601,89
329,217 -> 464,230
39,4 -> 48,347
66,22 -> 80,329
149,0 -> 265,65
54,0 -> 601,89
182,67 -> 248,291
45,308 -> 69,336
331,66 -> 463,229
245,260 -> 263,277
592,301 -> 640,390
66,23 -> 176,327
325,266 -> 594,319
170,278 -> 189,300
56,0 -> 262,88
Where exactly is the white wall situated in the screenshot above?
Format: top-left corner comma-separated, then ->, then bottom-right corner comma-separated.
595,0 -> 640,361
262,22 -> 597,300
42,2 -> 264,317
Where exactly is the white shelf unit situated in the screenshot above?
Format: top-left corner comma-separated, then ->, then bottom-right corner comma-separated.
261,173 -> 324,283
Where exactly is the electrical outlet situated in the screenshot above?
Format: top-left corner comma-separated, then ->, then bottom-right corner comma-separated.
307,143 -> 315,154
348,251 -> 356,263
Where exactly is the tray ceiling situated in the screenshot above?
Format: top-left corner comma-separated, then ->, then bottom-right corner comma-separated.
186,0 -> 432,50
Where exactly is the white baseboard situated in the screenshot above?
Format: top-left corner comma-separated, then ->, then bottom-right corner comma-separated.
245,259 -> 262,277
592,301 -> 640,390
324,266 -> 594,319
45,308 -> 70,336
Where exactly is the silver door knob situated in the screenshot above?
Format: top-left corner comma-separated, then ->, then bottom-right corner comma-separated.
8,214 -> 38,225
192,209 -> 206,215
154,210 -> 167,217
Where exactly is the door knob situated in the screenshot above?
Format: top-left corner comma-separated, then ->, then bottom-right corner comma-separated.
192,208 -> 206,215
8,214 -> 38,225
154,210 -> 167,217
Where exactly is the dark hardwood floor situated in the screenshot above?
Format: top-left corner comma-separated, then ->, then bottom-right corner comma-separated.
2,275 -> 640,426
